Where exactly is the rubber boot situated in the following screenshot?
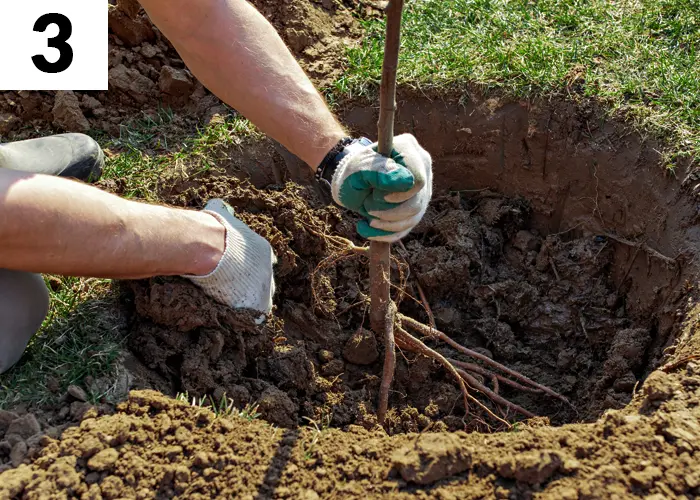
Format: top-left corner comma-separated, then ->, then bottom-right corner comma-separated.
0,133 -> 104,182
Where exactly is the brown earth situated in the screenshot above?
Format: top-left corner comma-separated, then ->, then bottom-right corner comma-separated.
112,171 -> 658,433
1,358 -> 698,499
2,0 -> 700,496
4,104 -> 699,493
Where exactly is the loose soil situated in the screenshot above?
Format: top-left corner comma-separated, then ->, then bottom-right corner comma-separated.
4,122 -> 699,495
2,0 -> 700,497
117,174 -> 653,432
1,368 -> 699,499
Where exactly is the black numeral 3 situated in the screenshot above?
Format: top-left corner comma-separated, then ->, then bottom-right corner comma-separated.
32,13 -> 73,73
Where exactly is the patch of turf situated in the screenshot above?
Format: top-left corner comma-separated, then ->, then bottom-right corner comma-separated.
334,0 -> 699,167
0,277 -> 124,408
102,111 -> 262,200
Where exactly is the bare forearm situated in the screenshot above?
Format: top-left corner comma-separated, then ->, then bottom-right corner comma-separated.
0,170 -> 223,278
140,0 -> 346,168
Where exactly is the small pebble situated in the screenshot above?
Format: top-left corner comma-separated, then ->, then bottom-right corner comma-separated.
67,385 -> 89,402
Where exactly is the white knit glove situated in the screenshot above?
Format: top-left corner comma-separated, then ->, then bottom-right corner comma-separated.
185,199 -> 276,316
331,134 -> 432,242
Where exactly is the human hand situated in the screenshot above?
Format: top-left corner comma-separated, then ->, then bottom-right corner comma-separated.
330,134 -> 432,242
186,199 -> 276,315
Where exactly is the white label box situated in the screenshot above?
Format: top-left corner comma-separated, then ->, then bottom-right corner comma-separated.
0,0 -> 107,90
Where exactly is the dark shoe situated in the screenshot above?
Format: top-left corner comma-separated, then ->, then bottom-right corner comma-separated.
0,133 -> 104,182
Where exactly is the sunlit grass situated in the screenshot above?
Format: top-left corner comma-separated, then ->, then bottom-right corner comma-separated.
333,0 -> 699,166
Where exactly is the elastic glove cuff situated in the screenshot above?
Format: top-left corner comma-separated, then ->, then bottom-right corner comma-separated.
186,207 -> 275,314
315,137 -> 372,204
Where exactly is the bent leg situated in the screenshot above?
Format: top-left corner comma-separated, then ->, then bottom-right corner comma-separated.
0,269 -> 49,374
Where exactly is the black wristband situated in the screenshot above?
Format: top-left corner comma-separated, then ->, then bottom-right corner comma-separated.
314,137 -> 372,205
314,137 -> 353,185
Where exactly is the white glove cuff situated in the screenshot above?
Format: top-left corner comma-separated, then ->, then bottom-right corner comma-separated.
187,210 -> 274,314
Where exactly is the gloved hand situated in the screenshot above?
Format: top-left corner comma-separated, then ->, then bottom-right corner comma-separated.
185,199 -> 276,315
330,134 -> 432,242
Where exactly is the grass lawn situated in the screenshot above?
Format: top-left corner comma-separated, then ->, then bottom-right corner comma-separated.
333,0 -> 699,168
0,277 -> 123,408
2,0 -> 698,408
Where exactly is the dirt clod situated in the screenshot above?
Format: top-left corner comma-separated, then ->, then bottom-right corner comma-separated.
108,64 -> 157,106
117,0 -> 142,19
67,385 -> 88,402
70,402 -> 95,421
6,415 -> 40,440
9,442 -> 27,468
108,7 -> 156,47
0,411 -> 18,436
321,359 -> 345,377
630,465 -> 664,489
88,448 -> 120,472
643,371 -> 678,402
499,450 -> 563,485
257,386 -> 298,428
158,66 -> 194,99
52,91 -> 90,132
343,328 -> 379,365
391,433 -> 471,485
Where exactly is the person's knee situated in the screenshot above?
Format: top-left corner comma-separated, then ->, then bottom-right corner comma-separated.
0,270 -> 49,374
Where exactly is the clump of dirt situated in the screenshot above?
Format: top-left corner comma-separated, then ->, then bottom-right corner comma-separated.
116,169 -> 655,432
0,0 -> 361,139
2,379 -> 698,498
0,397 -> 114,474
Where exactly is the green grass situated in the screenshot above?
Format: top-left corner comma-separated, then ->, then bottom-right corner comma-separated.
0,277 -> 124,408
176,392 -> 262,421
102,111 -> 261,201
333,0 -> 699,166
300,414 -> 332,461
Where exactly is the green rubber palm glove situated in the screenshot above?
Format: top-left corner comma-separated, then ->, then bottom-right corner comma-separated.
330,134 -> 432,242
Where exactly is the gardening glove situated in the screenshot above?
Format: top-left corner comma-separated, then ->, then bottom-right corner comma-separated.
185,199 -> 276,317
323,134 -> 432,242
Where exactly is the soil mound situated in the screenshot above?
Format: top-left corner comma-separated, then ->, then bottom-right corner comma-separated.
2,381 -> 698,498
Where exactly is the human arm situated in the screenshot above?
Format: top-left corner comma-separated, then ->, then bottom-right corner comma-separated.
137,0 -> 345,169
137,0 -> 433,242
0,169 -> 274,312
0,169 -> 223,277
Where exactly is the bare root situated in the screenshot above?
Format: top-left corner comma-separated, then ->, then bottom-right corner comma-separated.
356,310 -> 573,428
394,327 -> 470,419
399,314 -> 573,408
602,232 -> 677,267
456,369 -> 535,419
306,231 -> 571,427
